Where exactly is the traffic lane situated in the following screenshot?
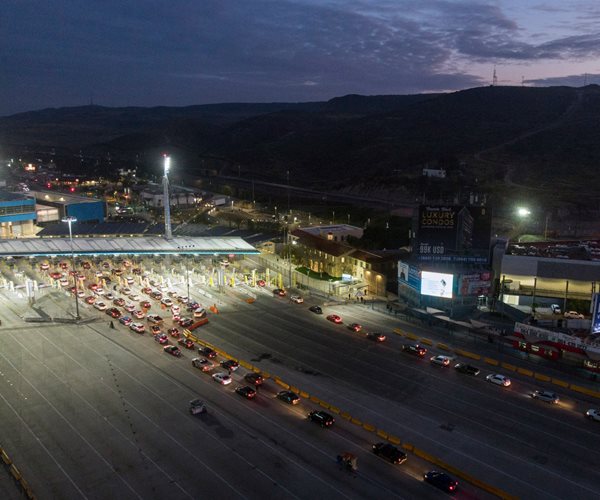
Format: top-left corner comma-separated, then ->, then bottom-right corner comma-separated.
27,320 -> 418,500
198,308 -> 600,496
7,324 -> 337,500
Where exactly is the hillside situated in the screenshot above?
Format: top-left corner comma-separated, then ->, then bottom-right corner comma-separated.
1,86 -> 599,203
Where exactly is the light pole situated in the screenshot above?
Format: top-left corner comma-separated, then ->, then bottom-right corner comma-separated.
62,216 -> 80,320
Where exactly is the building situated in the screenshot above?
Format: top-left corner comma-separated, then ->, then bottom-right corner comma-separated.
139,184 -> 201,208
0,190 -> 37,238
29,190 -> 106,224
290,227 -> 405,296
422,167 -> 446,178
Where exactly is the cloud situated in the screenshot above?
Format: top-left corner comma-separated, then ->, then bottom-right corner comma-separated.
526,73 -> 600,86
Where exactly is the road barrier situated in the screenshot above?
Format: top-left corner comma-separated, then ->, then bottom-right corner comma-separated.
0,445 -> 36,499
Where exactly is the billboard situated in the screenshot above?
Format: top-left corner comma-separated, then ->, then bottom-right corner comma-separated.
421,271 -> 454,298
398,261 -> 421,291
591,293 -> 600,334
458,272 -> 492,296
415,205 -> 492,264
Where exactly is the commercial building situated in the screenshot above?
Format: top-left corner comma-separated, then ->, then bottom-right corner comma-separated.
139,184 -> 202,208
30,190 -> 106,224
0,190 -> 37,238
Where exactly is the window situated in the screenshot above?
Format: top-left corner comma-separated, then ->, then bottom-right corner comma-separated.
531,345 -> 540,352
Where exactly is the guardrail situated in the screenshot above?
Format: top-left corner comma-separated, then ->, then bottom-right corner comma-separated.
183,329 -> 517,499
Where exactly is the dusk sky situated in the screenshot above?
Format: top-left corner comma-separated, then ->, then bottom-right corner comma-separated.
3,0 -> 600,116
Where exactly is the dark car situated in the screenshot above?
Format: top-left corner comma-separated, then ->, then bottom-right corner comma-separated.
178,337 -> 195,349
309,305 -> 323,314
454,363 -> 480,376
198,346 -> 217,359
273,288 -> 287,297
119,316 -> 133,326
220,359 -> 239,371
244,372 -> 264,386
179,318 -> 194,328
235,386 -> 257,399
307,410 -> 335,427
402,344 -> 427,357
106,307 -> 122,318
277,390 -> 300,405
113,298 -> 126,307
167,327 -> 180,338
372,442 -> 407,464
140,300 -> 151,309
424,471 -> 458,493
366,332 -> 386,342
164,345 -> 182,357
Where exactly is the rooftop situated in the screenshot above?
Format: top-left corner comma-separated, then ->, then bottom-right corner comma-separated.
29,190 -> 102,205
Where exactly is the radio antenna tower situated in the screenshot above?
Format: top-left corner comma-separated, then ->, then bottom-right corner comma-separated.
492,65 -> 498,86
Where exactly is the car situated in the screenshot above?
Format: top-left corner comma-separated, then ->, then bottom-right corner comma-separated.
131,268 -> 141,275
94,301 -> 107,311
564,310 -> 584,319
168,290 -> 178,298
150,325 -> 162,335
59,262 -> 68,269
402,344 -> 427,357
104,292 -> 114,300
430,355 -> 451,366
193,308 -> 207,319
177,295 -> 190,304
244,372 -> 264,386
187,301 -> 200,311
102,262 -> 110,269
106,307 -> 121,318
59,279 -> 69,287
178,337 -> 195,349
126,277 -> 135,285
167,327 -> 180,338
40,262 -> 50,270
454,363 -> 480,376
172,314 -> 181,323
326,314 -> 342,324
309,305 -> 323,314
77,274 -> 86,281
150,291 -> 162,300
95,271 -> 104,278
147,314 -> 163,324
133,310 -> 145,319
119,316 -> 133,326
366,332 -> 386,342
307,410 -> 335,427
424,471 -> 458,493
277,390 -> 300,405
77,290 -> 85,298
124,303 -> 136,312
121,287 -> 131,294
585,409 -> 600,421
88,283 -> 98,291
531,390 -> 559,404
171,304 -> 181,314
550,304 -> 562,314
290,295 -> 304,304
49,271 -> 63,279
192,357 -> 214,372
486,374 -> 511,387
141,287 -> 152,295
179,318 -> 194,328
154,333 -> 168,344
94,287 -> 105,295
257,279 -> 266,287
82,261 -> 91,270
164,345 -> 182,357
140,300 -> 151,309
129,322 -> 145,334
372,442 -> 407,464
189,399 -> 207,415
85,296 -> 96,305
212,372 -> 232,385
198,346 -> 217,359
235,386 -> 257,399
112,269 -> 123,276
113,297 -> 126,307
129,293 -> 141,301
161,298 -> 173,307
273,288 -> 286,297
348,323 -> 362,332
220,359 -> 239,372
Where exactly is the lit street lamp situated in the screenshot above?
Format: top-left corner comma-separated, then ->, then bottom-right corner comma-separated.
62,216 -> 80,321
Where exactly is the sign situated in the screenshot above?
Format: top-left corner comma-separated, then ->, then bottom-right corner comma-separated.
415,205 -> 492,264
591,293 -> 600,334
398,261 -> 421,291
458,272 -> 492,296
421,271 -> 454,298
515,322 -> 600,355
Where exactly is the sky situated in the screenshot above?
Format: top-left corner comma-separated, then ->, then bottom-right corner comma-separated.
2,0 -> 600,116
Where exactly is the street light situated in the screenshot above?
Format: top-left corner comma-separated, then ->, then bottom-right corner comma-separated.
62,216 -> 80,320
517,207 -> 531,217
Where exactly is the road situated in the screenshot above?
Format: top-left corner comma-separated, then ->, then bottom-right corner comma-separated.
0,257 -> 490,499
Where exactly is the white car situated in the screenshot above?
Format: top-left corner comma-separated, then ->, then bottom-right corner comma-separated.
94,287 -> 104,295
59,279 -> 69,287
193,308 -> 207,319
486,374 -> 511,387
124,303 -> 136,312
290,295 -> 304,304
564,311 -> 584,319
430,355 -> 451,366
585,409 -> 600,421
161,298 -> 173,307
129,322 -> 145,333
212,372 -> 232,385
171,305 -> 181,314
126,277 -> 135,285
531,390 -> 559,404
550,304 -> 561,314
93,301 -> 107,311
129,293 -> 141,301
192,357 -> 214,372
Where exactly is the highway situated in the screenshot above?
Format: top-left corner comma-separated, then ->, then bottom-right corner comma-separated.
1,255 -> 598,499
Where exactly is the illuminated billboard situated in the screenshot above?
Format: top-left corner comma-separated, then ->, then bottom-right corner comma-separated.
421,271 -> 454,298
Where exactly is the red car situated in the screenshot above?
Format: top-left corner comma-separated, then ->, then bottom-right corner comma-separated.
366,332 -> 387,342
257,279 -> 266,287
327,314 -> 342,324
88,283 -> 98,291
140,300 -> 151,309
164,345 -> 182,357
168,328 -> 181,338
113,298 -> 126,307
348,323 -> 362,332
142,287 -> 152,294
178,337 -> 195,349
84,296 -> 96,304
154,333 -> 168,344
106,307 -> 122,318
50,271 -> 63,279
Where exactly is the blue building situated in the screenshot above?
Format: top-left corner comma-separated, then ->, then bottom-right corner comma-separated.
30,190 -> 106,224
0,190 -> 36,238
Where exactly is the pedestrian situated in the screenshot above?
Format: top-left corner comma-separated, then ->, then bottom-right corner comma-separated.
110,321 -> 115,329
